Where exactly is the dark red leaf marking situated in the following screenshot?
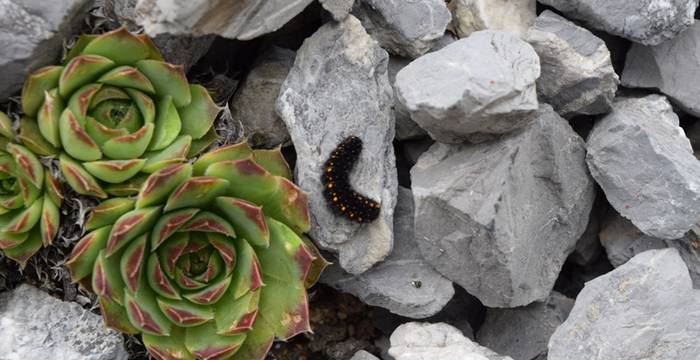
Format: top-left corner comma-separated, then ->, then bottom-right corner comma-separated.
127,298 -> 168,335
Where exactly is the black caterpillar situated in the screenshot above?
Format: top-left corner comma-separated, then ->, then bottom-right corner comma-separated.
321,136 -> 381,223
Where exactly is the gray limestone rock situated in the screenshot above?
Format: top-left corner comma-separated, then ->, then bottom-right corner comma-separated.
450,0 -> 536,39
276,16 -> 397,275
389,322 -> 513,360
388,56 -> 426,140
352,0 -> 451,58
477,292 -> 574,360
350,350 -> 379,360
600,212 -> 700,288
538,0 -> 698,45
622,23 -> 700,117
320,0 -> 355,21
586,95 -> 700,240
395,30 -> 540,144
135,0 -> 314,40
548,249 -> 700,360
411,105 -> 595,307
0,0 -> 92,100
388,33 -> 458,141
525,11 -> 618,118
0,284 -> 127,359
322,187 -> 454,318
231,46 -> 294,148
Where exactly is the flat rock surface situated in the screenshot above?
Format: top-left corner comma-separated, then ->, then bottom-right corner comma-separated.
0,0 -> 91,99
622,23 -> 700,117
0,284 -> 127,360
353,0 -> 451,58
526,10 -> 618,118
322,187 -> 454,318
411,105 -> 595,307
586,95 -> 700,240
538,0 -> 698,45
136,0 -> 314,40
395,30 -> 540,144
548,249 -> 700,360
277,15 -> 397,275
389,322 -> 513,360
320,0 -> 354,21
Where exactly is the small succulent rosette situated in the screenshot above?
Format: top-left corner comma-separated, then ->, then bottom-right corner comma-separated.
0,112 -> 63,266
66,141 -> 327,360
20,27 -> 220,198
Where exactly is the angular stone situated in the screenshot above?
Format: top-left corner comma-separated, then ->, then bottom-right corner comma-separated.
388,56 -> 426,140
135,0 -> 314,40
477,292 -> 574,360
322,187 -> 454,318
525,11 -> 618,118
622,23 -> 700,117
320,0 -> 354,21
352,0 -> 451,58
388,34 -> 457,141
411,105 -> 595,307
450,0 -> 536,39
389,322 -> 513,360
0,284 -> 127,359
395,30 -> 540,144
539,0 -> 697,46
276,15 -> 397,274
231,46 -> 294,148
586,95 -> 700,240
350,350 -> 379,360
600,211 -> 700,288
548,249 -> 700,359
0,0 -> 92,99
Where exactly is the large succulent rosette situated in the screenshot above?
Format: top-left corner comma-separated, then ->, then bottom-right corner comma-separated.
66,141 -> 327,360
20,27 -> 220,198
0,112 -> 63,266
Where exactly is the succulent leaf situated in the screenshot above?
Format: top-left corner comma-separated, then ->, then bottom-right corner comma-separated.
19,117 -> 59,156
22,66 -> 63,117
82,27 -> 151,65
178,85 -> 220,140
65,137 -> 325,360
18,28 -> 219,196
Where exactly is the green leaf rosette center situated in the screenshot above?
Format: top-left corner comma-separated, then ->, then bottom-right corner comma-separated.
20,27 -> 221,198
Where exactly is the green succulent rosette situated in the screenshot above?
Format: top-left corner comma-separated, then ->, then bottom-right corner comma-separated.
66,141 -> 327,360
0,112 -> 63,266
20,27 -> 220,198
